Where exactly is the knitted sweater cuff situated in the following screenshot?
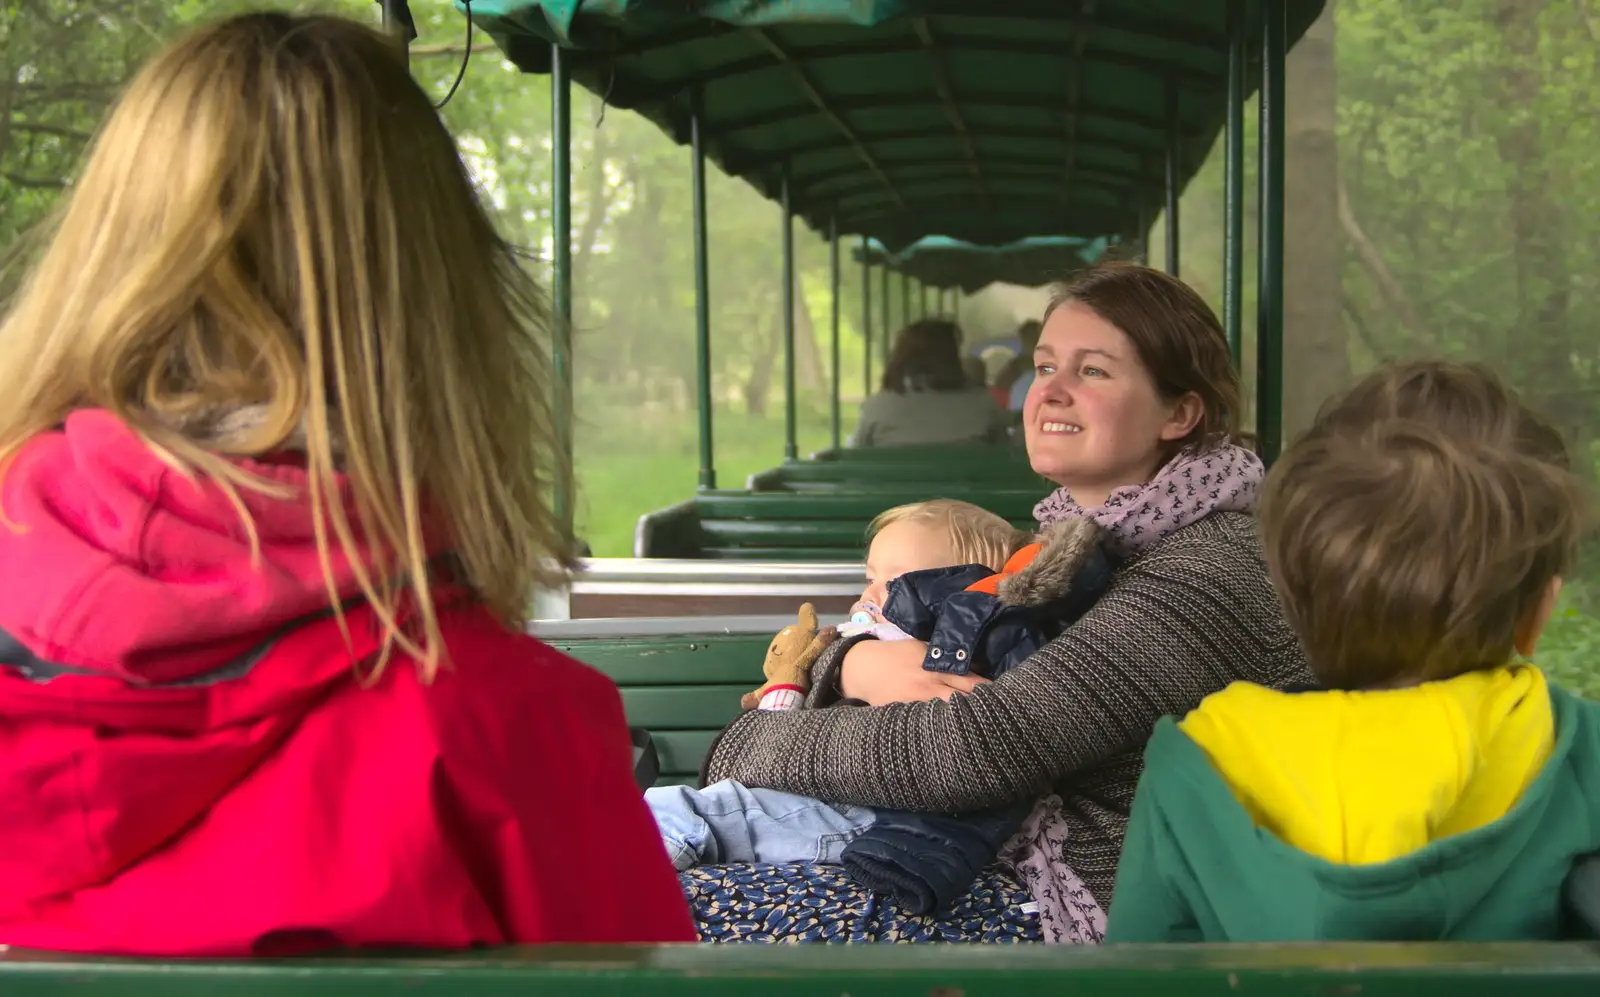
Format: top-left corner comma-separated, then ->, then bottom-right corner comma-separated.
805,632 -> 875,709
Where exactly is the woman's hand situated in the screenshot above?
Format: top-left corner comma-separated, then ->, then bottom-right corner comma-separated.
839,639 -> 990,706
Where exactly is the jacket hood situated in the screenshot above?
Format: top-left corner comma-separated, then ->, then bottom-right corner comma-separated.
1129,668 -> 1599,940
996,517 -> 1107,607
0,410 -> 394,915
1180,667 -> 1554,865
0,409 -> 378,686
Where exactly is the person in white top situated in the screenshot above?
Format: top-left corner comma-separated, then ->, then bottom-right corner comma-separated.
852,319 -> 1009,447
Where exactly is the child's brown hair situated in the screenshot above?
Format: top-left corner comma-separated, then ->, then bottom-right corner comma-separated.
1260,362 -> 1590,690
867,500 -> 1028,572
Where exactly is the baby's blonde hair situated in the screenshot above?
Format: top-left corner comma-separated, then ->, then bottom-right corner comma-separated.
0,13 -> 574,682
867,499 -> 1028,572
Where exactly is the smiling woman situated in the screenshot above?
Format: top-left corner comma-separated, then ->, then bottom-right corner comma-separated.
1025,263 -> 1243,506
691,261 -> 1309,945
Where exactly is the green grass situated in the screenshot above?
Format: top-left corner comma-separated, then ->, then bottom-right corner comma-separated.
572,399 -> 860,557
1542,583 -> 1600,700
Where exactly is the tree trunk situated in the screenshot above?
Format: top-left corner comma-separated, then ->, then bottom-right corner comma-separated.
1282,0 -> 1346,442
793,272 -> 825,393
745,293 -> 782,416
572,120 -> 613,332
1493,0 -> 1588,468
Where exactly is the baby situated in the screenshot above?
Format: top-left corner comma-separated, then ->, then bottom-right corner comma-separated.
836,499 -> 1020,643
647,499 -> 1113,913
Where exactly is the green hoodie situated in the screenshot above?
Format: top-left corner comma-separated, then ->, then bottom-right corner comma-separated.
1106,675 -> 1600,942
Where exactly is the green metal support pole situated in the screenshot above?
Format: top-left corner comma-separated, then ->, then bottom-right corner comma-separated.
382,0 -> 412,65
690,103 -> 716,489
880,265 -> 891,370
862,245 -> 874,396
1257,0 -> 1287,463
550,43 -> 573,534
1137,194 -> 1153,266
920,282 -> 930,318
1164,77 -> 1181,278
900,272 -> 911,329
829,216 -> 841,451
781,171 -> 798,461
1224,0 -> 1246,370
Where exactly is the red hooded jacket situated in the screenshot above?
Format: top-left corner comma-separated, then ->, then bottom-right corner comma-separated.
0,411 -> 695,955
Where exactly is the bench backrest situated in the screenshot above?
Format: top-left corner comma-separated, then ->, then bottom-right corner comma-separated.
2,941 -> 1597,992
635,488 -> 1048,559
548,632 -> 766,787
810,442 -> 1028,463
747,458 -> 1043,491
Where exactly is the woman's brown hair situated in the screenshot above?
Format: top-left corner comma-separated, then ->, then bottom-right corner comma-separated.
0,13 -> 574,682
1043,262 -> 1241,457
880,319 -> 968,394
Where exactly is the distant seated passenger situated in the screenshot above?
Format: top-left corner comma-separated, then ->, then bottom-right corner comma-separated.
852,320 -> 1008,447
1108,361 -> 1600,943
963,356 -> 989,390
979,346 -> 1013,408
0,12 -> 692,956
995,319 -> 1043,412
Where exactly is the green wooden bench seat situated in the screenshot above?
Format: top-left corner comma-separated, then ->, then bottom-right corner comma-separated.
547,632 -> 767,787
634,488 -> 1049,559
809,442 -> 1029,464
747,457 -> 1043,492
3,942 -> 1598,994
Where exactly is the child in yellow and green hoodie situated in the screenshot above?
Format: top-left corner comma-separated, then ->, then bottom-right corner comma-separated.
1107,360 -> 1598,942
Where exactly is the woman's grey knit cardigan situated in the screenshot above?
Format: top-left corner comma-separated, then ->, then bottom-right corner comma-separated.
702,511 -> 1311,909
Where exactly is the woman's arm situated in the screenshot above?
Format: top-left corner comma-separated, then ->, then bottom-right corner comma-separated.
703,515 -> 1305,812
838,639 -> 988,703
809,637 -> 988,706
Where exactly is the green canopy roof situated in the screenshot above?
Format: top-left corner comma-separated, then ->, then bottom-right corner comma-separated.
853,234 -> 1111,292
468,0 -> 1326,251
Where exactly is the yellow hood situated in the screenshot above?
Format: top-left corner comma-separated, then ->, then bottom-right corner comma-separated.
1179,667 -> 1554,865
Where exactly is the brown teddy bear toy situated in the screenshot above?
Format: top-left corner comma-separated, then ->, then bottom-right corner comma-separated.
741,603 -> 839,711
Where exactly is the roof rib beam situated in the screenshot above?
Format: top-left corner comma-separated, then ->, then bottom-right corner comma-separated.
707,93 -> 1172,145
800,158 -> 1144,198
1062,1 -> 1097,207
620,36 -> 1221,114
563,8 -> 1226,67
912,17 -> 990,211
747,28 -> 907,212
724,123 -> 1160,178
824,172 -> 1127,207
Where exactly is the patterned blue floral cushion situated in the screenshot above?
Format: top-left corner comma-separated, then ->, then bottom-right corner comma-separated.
681,862 -> 1043,943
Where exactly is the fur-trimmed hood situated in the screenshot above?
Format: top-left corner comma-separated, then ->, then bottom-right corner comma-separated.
996,517 -> 1106,608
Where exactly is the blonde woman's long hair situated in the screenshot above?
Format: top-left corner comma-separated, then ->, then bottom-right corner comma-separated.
0,12 -> 575,681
